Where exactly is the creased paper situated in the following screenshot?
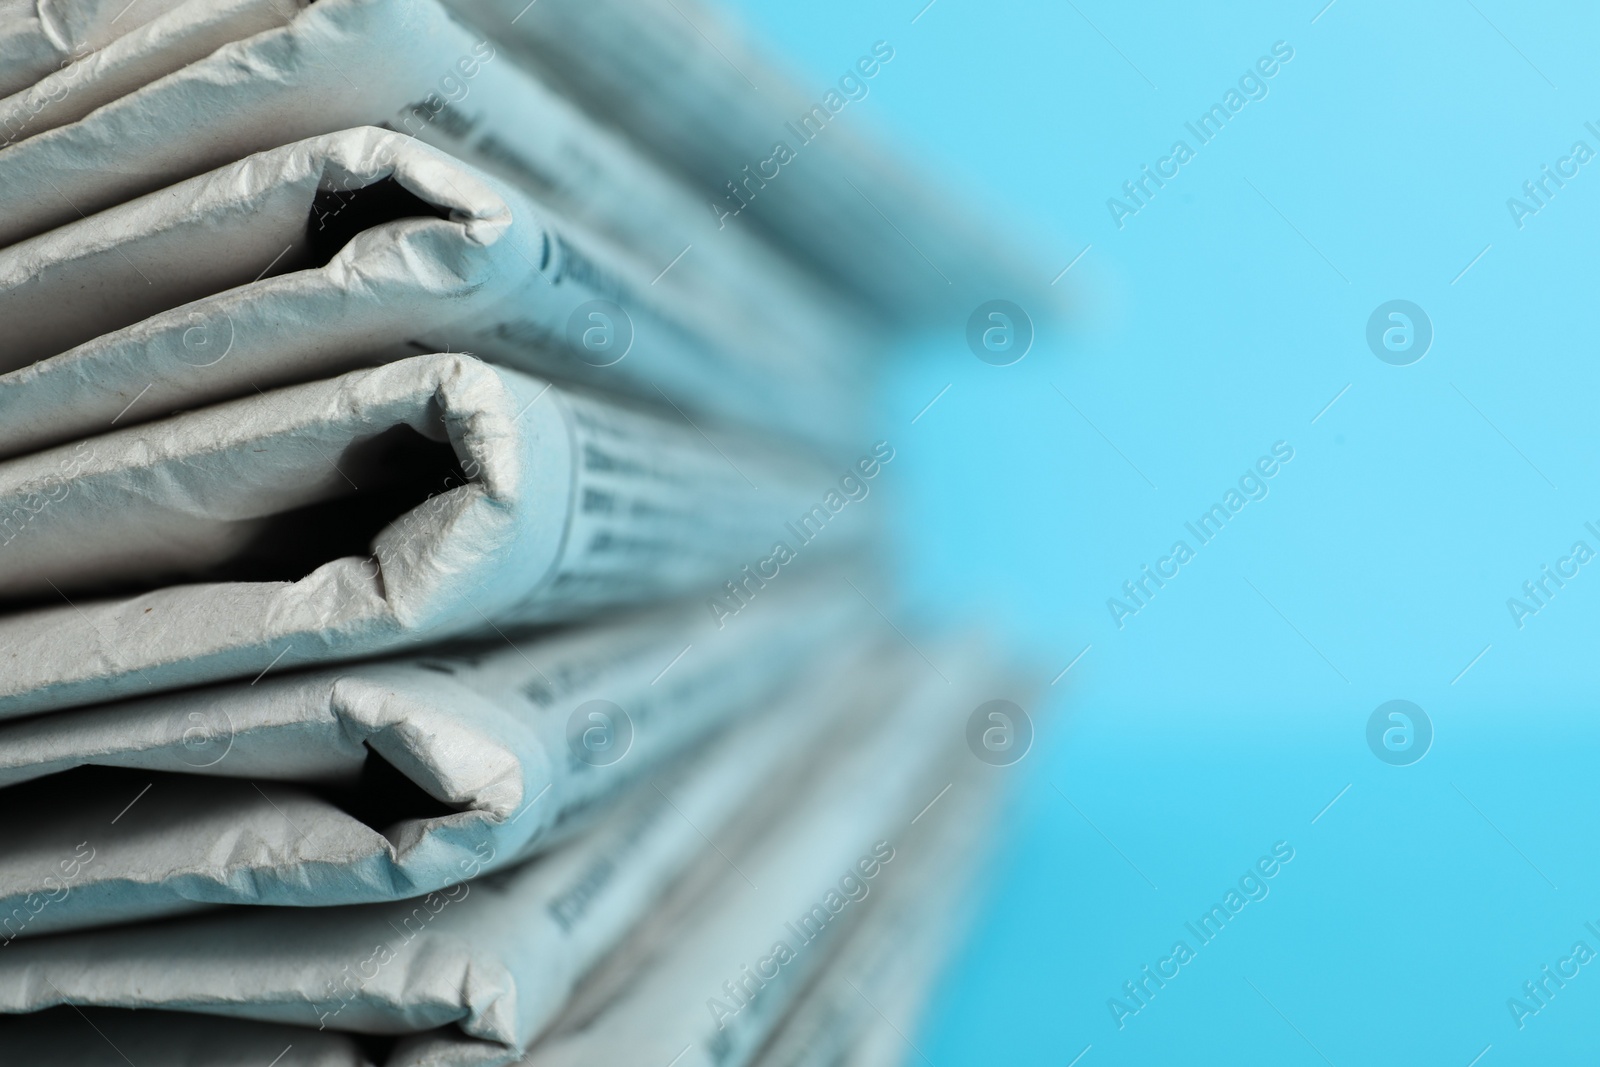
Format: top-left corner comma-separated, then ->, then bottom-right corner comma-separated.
0,352 -> 856,718
0,581 -> 866,934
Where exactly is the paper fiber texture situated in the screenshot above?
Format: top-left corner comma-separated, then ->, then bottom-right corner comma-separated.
0,351 -> 854,719
0,0 -> 875,381
0,582 -> 867,935
0,0 -> 305,145
0,649 -> 881,1067
516,647 -> 993,1067
456,0 -> 1052,324
0,1008 -> 372,1067
0,0 -> 190,95
0,126 -> 864,458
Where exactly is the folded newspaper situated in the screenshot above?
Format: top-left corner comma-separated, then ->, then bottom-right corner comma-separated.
458,0 -> 1050,322
0,0 -> 303,141
0,641 -> 950,1066
0,1008 -> 370,1067
530,696 -> 998,1067
0,126 -> 864,457
748,762 -> 998,1067
0,580 -> 866,936
0,0 -> 191,96
0,0 -> 1047,329
0,0 -> 878,376
0,351 -> 871,718
0,4 -> 1024,1067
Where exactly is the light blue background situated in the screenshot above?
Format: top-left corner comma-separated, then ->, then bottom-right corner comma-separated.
726,1 -> 1600,1063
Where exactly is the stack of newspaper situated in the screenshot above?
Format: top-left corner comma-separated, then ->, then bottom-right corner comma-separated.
0,1 -> 1038,1063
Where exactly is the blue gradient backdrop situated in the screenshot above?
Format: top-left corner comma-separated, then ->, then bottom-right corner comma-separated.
726,2 -> 1600,1063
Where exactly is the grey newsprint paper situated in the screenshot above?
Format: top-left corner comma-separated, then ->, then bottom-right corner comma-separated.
0,0 -> 1042,332
0,580 -> 867,935
0,126 -> 864,459
453,0 -> 1051,323
747,757 -> 1001,1067
0,0 -> 875,393
0,1008 -> 372,1067
0,351 -> 859,719
516,644 -> 995,1067
0,0 -> 304,140
0,642 -> 912,1066
0,0 -> 192,96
